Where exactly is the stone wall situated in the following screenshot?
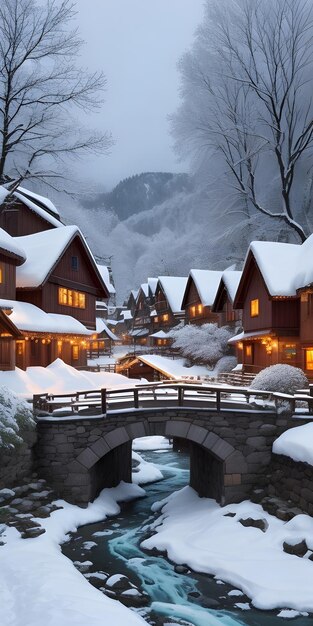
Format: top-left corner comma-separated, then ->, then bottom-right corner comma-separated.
266,453 -> 313,516
0,429 -> 37,490
35,407 -> 295,507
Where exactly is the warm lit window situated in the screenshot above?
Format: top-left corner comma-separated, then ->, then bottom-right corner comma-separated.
306,349 -> 313,370
154,316 -> 159,323
72,345 -> 79,360
0,265 -> 3,283
58,288 -> 86,308
197,304 -> 203,315
245,345 -> 252,357
163,313 -> 169,322
57,340 -> 62,357
250,299 -> 259,317
190,305 -> 196,317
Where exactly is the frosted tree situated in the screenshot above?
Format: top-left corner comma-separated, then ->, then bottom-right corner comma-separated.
170,323 -> 233,368
172,0 -> 313,241
0,0 -> 111,193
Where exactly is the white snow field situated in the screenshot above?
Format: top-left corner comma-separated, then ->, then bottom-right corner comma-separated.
0,483 -> 148,626
132,435 -> 172,451
142,486 -> 313,613
0,358 -> 141,397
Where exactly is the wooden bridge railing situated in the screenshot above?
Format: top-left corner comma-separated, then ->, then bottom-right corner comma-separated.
32,380 -> 302,418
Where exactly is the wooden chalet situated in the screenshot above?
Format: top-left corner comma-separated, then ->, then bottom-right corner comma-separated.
152,276 -> 187,343
181,270 -> 223,325
87,318 -> 118,358
131,282 -> 154,347
231,238 -> 313,377
0,225 -> 108,370
0,186 -> 63,236
212,270 -> 242,329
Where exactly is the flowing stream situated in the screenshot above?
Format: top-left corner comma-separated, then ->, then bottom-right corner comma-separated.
62,448 -> 311,626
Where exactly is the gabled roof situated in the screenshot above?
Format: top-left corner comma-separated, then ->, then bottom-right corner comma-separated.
95,318 -> 118,340
212,270 -> 242,312
0,228 -> 26,265
157,276 -> 188,314
15,225 -> 109,296
182,269 -> 224,309
0,184 -> 62,228
234,236 -> 313,308
96,264 -> 116,295
147,277 -> 158,296
138,283 -> 149,299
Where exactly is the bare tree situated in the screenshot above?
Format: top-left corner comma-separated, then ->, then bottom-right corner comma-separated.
0,0 -> 112,194
172,0 -> 313,242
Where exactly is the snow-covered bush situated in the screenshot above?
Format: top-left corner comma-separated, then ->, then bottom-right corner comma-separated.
214,355 -> 238,374
250,364 -> 308,395
170,323 -> 234,368
0,386 -> 34,448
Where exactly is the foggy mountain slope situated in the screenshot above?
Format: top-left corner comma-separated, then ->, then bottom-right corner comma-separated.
81,172 -> 193,220
63,176 -> 298,302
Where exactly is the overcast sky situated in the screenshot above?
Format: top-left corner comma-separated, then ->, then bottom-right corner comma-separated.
74,0 -> 204,190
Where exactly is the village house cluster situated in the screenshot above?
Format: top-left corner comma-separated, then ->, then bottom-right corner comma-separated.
0,186 -> 116,370
121,237 -> 313,381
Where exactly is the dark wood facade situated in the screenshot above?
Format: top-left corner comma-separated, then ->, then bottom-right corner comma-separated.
182,276 -> 219,326
212,279 -> 242,329
17,235 -> 107,331
233,253 -> 303,374
153,284 -> 181,332
0,197 -> 60,237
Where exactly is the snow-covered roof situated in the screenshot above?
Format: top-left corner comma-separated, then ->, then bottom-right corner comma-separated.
17,186 -> 60,216
150,330 -> 170,339
244,235 -> 313,297
0,228 -> 26,264
131,289 -> 139,300
129,328 -> 149,337
228,329 -> 271,344
221,270 -> 242,303
158,276 -> 188,314
0,299 -> 92,335
148,277 -> 158,295
15,226 -> 107,295
139,283 -> 149,299
189,269 -> 224,306
95,317 -> 118,340
137,354 -> 211,379
121,309 -> 132,320
14,191 -> 62,229
16,226 -> 80,287
96,264 -> 116,295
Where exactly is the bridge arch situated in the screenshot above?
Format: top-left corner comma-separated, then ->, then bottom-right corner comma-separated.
63,420 -> 247,507
35,406 -> 284,507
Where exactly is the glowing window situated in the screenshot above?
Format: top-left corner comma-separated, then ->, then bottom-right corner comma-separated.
197,304 -> 203,315
163,313 -> 169,322
306,349 -> 313,370
190,305 -> 196,317
250,299 -> 259,317
72,345 -> 79,361
58,288 -> 86,309
245,345 -> 252,358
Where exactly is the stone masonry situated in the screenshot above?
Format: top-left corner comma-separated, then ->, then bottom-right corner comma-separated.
35,406 -> 295,507
0,429 -> 37,490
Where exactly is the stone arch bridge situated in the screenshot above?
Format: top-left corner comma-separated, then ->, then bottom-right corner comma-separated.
35,404 -> 294,507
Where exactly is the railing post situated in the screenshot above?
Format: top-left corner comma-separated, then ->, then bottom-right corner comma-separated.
178,386 -> 183,406
134,388 -> 139,408
101,388 -> 107,415
216,389 -> 221,412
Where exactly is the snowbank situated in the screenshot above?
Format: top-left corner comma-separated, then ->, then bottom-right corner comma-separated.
0,483 -> 148,626
132,436 -> 172,451
142,487 -> 313,612
132,451 -> 163,484
0,359 -> 139,398
273,423 -> 313,466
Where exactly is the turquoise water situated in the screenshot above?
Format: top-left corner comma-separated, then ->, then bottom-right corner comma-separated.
62,449 -> 312,626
